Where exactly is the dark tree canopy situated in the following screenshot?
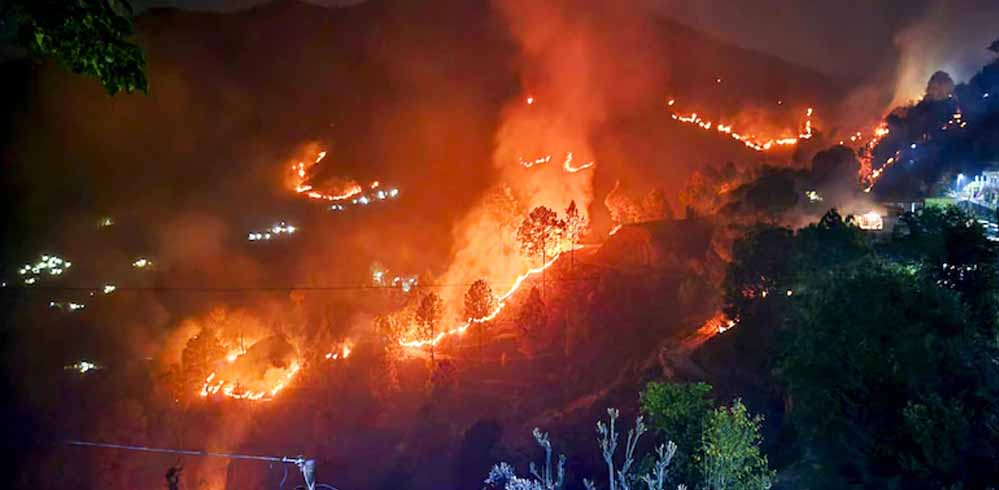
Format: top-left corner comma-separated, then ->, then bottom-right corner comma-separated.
781,260 -> 999,489
8,0 -> 148,94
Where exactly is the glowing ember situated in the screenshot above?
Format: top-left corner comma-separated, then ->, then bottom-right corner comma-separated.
132,258 -> 152,268
526,96 -> 535,105
102,284 -> 116,295
608,224 -> 622,236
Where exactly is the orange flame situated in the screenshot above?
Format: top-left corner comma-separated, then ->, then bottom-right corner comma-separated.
399,251 -> 564,349
290,150 -> 364,201
199,362 -> 301,402
668,102 -> 814,152
324,341 -> 353,361
518,152 -> 595,173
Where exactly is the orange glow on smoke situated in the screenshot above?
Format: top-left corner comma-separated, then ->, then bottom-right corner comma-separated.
399,251 -> 564,349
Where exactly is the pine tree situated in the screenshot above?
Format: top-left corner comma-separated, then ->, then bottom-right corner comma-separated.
416,292 -> 444,363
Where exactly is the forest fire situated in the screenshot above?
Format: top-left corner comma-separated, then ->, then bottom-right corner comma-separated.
290,150 -> 363,202
398,252 -> 563,349
858,123 -> 893,190
199,361 -> 301,401
668,100 -> 814,152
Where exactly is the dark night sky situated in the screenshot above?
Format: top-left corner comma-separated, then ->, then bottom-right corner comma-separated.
133,0 -> 999,97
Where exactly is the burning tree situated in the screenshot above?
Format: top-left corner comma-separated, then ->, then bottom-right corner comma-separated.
605,181 -> 644,225
416,291 -> 444,363
465,279 -> 498,321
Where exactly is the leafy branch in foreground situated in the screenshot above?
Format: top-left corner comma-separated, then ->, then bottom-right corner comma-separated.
8,0 -> 147,94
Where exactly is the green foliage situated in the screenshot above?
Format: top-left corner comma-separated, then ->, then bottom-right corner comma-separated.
10,0 -> 147,94
640,382 -> 714,484
780,255 -> 999,488
719,207 -> 999,488
700,400 -> 774,490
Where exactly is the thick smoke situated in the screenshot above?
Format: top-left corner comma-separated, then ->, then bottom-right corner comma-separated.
437,0 -> 667,306
890,0 -> 999,108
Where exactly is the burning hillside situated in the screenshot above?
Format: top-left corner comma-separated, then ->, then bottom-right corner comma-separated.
4,1 -> 999,490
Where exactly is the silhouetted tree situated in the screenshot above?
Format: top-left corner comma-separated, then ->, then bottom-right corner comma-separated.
517,287 -> 547,338
464,279 -> 497,321
989,38 -> 999,55
416,292 -> 444,363
6,0 -> 148,94
465,279 -> 497,360
564,200 -> 588,269
517,206 -> 566,265
165,465 -> 182,490
517,206 -> 566,294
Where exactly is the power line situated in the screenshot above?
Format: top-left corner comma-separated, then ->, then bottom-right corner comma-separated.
0,275 -> 604,293
66,440 -> 336,490
67,440 -> 294,463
